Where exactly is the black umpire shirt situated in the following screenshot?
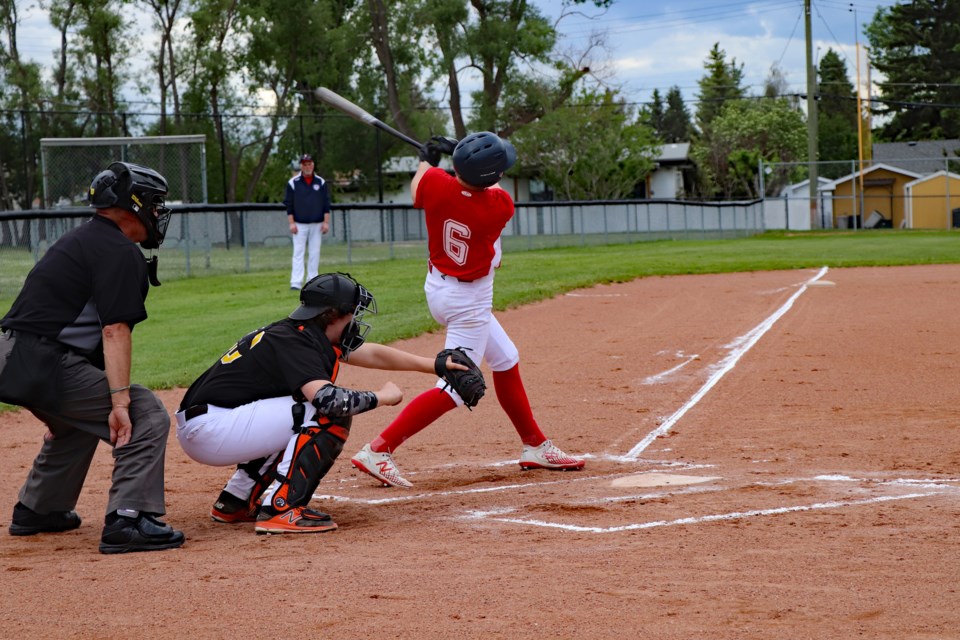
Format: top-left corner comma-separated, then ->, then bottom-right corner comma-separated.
1,215 -> 150,361
180,319 -> 341,410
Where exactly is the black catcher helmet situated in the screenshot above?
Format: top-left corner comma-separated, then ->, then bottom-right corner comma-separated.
290,272 -> 377,357
452,132 -> 517,188
89,161 -> 172,250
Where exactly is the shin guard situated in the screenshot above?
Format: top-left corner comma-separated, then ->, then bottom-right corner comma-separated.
268,417 -> 351,512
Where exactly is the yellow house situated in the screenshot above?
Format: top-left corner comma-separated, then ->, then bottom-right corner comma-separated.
903,171 -> 960,229
827,164 -> 921,228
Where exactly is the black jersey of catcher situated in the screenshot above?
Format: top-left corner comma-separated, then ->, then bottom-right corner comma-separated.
180,319 -> 340,410
1,215 -> 150,358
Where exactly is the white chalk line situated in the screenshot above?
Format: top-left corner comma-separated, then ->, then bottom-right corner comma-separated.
642,351 -> 700,385
564,292 -> 626,298
622,267 -> 830,460
316,472 -> 614,505
465,492 -> 937,534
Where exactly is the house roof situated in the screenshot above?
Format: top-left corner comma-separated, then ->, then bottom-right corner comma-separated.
872,139 -> 960,174
779,176 -> 834,196
382,155 -> 453,173
823,162 -> 922,189
903,170 -> 960,190
656,142 -> 691,164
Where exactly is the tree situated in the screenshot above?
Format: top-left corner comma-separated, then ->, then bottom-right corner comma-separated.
139,0 -> 186,133
763,62 -> 789,99
866,0 -> 960,141
662,86 -> 691,143
0,0 -> 50,215
695,43 -> 745,131
690,98 -> 806,199
817,48 -> 858,178
71,0 -> 134,136
511,88 -> 658,200
641,88 -> 665,138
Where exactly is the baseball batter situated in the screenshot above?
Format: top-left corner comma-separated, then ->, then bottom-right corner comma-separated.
351,132 -> 585,488
175,272 -> 473,533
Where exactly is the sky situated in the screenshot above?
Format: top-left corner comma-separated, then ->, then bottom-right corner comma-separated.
12,0 -> 900,113
539,0 -> 899,108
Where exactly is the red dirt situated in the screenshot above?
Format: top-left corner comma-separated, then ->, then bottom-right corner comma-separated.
2,265 -> 958,639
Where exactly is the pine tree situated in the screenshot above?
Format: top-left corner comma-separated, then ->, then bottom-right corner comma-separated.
696,43 -> 746,130
642,88 -> 666,139
662,86 -> 692,142
817,48 -> 859,176
866,0 -> 960,140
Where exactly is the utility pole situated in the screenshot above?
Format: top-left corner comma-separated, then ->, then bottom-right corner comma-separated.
805,0 -> 820,228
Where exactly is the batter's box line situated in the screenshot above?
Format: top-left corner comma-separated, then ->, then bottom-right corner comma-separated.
316,472 -> 610,505
315,466 -> 703,506
463,492 -> 938,534
486,456 -> 712,470
813,474 -> 960,491
549,473 -> 960,509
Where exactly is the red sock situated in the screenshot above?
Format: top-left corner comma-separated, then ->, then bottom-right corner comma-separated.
492,364 -> 546,447
371,388 -> 456,453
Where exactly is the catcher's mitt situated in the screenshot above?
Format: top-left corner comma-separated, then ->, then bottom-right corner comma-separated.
435,347 -> 486,409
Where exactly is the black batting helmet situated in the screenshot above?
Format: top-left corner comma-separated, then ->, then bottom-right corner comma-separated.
290,272 -> 377,357
89,162 -> 172,250
452,132 -> 517,188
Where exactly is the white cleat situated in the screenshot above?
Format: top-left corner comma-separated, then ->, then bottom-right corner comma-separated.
519,439 -> 585,471
351,444 -> 413,488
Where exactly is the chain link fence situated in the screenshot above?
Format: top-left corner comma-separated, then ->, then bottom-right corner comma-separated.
762,158 -> 960,230
0,199 -> 764,298
39,135 -> 207,209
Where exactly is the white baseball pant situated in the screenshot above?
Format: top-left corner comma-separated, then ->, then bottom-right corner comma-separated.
424,267 -> 519,407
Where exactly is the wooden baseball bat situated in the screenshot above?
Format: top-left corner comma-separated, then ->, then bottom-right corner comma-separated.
313,87 -> 422,150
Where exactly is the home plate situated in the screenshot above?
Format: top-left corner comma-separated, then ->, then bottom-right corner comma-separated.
611,473 -> 720,488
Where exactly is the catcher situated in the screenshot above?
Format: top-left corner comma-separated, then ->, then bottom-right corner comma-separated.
174,272 -> 481,534
350,133 -> 584,488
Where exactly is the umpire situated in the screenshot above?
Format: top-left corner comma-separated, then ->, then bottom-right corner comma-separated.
0,161 -> 185,554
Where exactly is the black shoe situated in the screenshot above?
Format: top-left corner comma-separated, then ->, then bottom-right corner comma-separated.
9,501 -> 81,536
210,490 -> 259,523
99,514 -> 185,554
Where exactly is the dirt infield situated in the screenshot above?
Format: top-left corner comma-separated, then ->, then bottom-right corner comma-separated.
1,265 -> 958,639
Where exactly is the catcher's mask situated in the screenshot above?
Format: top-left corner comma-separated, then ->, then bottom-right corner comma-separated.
452,132 -> 516,188
89,161 -> 172,250
290,272 -> 377,357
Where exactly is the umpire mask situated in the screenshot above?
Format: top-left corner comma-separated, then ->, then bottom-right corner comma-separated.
89,162 -> 172,250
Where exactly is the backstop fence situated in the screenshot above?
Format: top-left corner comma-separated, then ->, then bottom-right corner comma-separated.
39,135 -> 208,209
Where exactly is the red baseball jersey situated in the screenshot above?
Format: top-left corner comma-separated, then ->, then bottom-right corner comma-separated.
415,167 -> 514,281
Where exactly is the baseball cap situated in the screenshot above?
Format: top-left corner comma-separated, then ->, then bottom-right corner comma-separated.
300,154 -> 314,163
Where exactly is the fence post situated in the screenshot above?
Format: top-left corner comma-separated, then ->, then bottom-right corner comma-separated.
388,208 -> 395,260
242,210 -> 250,272
579,204 -> 585,246
602,203 -> 608,244
345,210 -> 353,264
183,212 -> 192,277
945,157 -> 951,230
758,158 -> 766,232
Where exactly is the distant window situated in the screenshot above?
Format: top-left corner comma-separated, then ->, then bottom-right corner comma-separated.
529,179 -> 553,202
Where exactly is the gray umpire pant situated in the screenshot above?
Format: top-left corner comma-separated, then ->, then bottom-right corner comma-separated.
0,331 -> 170,517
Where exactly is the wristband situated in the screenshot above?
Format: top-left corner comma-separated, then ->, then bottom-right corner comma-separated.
110,385 -> 131,394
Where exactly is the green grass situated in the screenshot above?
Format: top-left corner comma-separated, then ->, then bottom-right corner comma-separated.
1,229 -> 958,393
